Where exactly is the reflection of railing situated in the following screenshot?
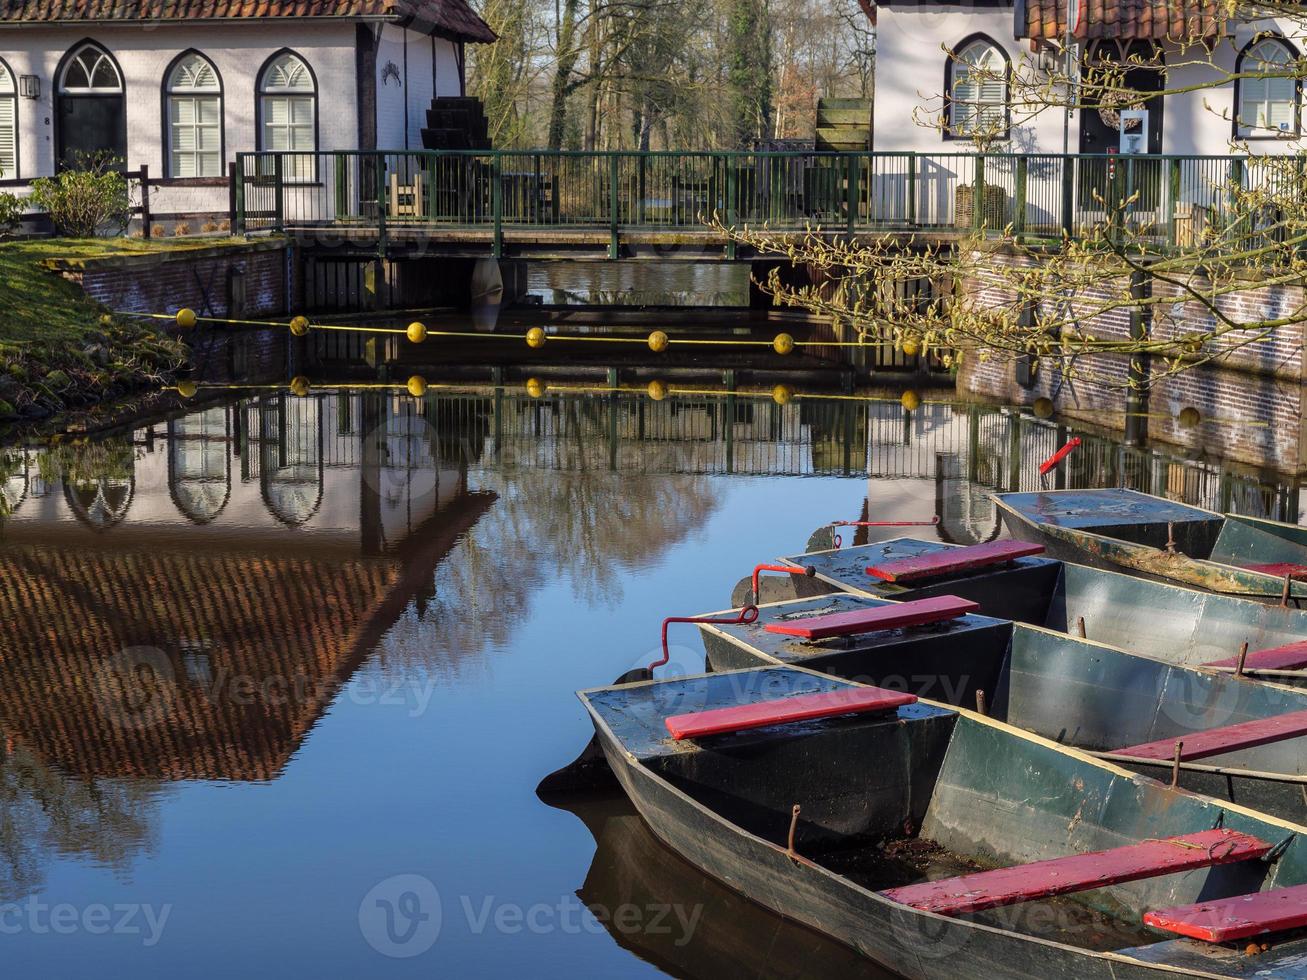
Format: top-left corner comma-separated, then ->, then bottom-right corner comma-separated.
234,150 -> 1296,253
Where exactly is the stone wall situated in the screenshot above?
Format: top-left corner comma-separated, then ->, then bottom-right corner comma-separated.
957,248 -> 1307,473
48,241 -> 293,321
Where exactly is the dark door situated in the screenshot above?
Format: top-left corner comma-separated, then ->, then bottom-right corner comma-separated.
57,95 -> 126,170
1078,42 -> 1164,209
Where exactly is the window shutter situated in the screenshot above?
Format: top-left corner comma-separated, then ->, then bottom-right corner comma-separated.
0,98 -> 14,179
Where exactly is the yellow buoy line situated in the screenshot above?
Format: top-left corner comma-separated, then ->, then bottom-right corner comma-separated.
131,310 -> 923,356
161,379 -> 1262,428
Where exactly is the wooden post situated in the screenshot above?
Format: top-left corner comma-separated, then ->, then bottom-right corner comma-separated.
491,151 -> 503,259
1014,155 -> 1027,240
1167,157 -> 1180,249
1235,641 -> 1250,677
273,153 -> 285,234
234,155 -> 246,235
609,152 -> 620,260
1170,741 -> 1184,788
1061,156 -> 1074,238
906,151 -> 917,228
139,164 -> 151,239
845,153 -> 856,239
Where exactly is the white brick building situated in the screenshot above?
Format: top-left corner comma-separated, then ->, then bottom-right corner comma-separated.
0,0 -> 494,221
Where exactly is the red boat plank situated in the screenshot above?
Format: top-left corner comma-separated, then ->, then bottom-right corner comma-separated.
880,830 -> 1270,916
1113,710 -> 1307,762
1205,640 -> 1307,672
1144,884 -> 1307,942
665,687 -> 917,741
866,541 -> 1045,583
763,596 -> 979,640
1241,562 -> 1307,579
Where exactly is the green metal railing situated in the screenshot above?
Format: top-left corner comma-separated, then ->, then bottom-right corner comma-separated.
231,149 -> 1302,254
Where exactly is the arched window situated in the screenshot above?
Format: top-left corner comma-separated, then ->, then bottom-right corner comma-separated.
1236,37 -> 1299,138
945,37 -> 1009,140
60,42 -> 122,92
165,52 -> 223,178
257,51 -> 316,181
0,61 -> 15,179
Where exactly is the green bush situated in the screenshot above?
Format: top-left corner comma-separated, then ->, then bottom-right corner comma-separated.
0,192 -> 22,232
29,153 -> 132,238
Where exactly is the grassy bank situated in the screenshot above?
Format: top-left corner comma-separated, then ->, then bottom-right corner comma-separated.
0,238 -> 233,423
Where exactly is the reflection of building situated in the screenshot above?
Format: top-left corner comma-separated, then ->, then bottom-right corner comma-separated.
0,393 -> 495,782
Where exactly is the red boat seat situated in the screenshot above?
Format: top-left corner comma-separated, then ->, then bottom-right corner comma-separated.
763,596 -> 979,640
866,541 -> 1045,583
665,687 -> 917,741
1204,640 -> 1307,673
1240,562 -> 1307,579
1144,884 -> 1307,942
1112,709 -> 1307,762
880,830 -> 1270,916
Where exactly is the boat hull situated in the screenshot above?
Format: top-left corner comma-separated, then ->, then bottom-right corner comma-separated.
587,706 -> 1307,980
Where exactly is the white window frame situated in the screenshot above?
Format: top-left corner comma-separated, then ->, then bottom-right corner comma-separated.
166,52 -> 223,179
948,39 -> 1008,140
0,62 -> 15,179
59,42 -> 123,94
258,52 -> 317,182
1236,37 -> 1300,139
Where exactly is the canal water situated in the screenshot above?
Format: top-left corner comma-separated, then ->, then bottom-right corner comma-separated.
0,389 -> 1300,978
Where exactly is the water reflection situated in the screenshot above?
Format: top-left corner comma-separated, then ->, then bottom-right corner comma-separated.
550,792 -> 895,980
0,389 -> 1301,971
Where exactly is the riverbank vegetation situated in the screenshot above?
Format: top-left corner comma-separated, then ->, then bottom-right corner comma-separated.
0,239 -> 193,423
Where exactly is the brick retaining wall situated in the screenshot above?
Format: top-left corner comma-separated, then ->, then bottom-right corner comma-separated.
957,248 -> 1307,473
46,240 -> 293,320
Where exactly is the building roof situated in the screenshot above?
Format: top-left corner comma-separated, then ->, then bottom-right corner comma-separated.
0,0 -> 497,42
1018,0 -> 1228,40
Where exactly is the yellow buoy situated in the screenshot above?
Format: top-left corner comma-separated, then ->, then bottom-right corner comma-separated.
526,377 -> 546,398
772,383 -> 794,405
1033,396 -> 1055,419
407,375 -> 428,398
1177,406 -> 1202,429
175,308 -> 197,330
290,315 -> 310,337
647,379 -> 669,402
648,330 -> 670,353
176,381 -> 198,399
901,338 -> 920,358
773,333 -> 795,356
526,327 -> 547,349
407,321 -> 428,344
289,376 -> 310,398
901,390 -> 921,412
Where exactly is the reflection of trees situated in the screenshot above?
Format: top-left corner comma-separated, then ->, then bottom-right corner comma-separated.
371,466 -> 720,671
0,742 -> 163,901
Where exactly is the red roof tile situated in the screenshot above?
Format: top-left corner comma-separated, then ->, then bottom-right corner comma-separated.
0,0 -> 497,42
1020,0 -> 1227,40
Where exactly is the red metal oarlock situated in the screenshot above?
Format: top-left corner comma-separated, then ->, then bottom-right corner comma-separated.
1038,437 -> 1082,476
751,563 -> 816,602
830,517 -> 940,548
649,605 -> 759,673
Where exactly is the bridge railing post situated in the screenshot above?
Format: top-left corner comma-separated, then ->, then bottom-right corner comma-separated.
609,152 -> 620,260
725,152 -> 737,260
845,153 -> 856,239
376,152 -> 388,255
234,154 -> 246,236
492,151 -> 503,259
273,153 -> 285,233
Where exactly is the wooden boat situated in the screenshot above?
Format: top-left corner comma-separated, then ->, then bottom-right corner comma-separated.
698,592 -> 1307,821
579,663 -> 1307,978
740,536 -> 1307,682
992,488 -> 1307,601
